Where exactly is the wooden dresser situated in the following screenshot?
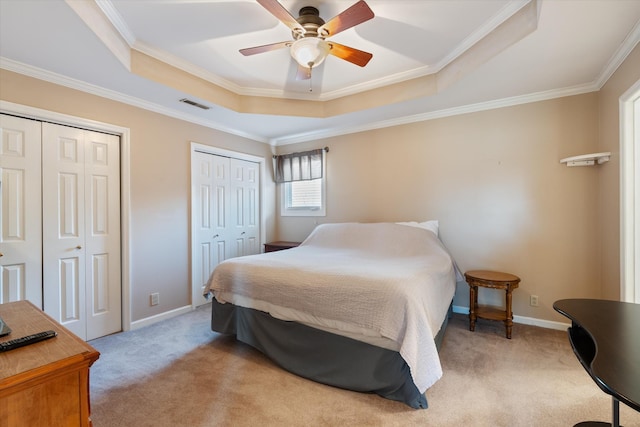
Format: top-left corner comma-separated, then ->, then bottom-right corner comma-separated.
0,300 -> 100,427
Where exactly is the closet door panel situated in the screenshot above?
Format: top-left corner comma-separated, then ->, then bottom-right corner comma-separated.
192,152 -> 215,307
59,173 -> 81,237
230,159 -> 259,257
1,265 -> 25,302
192,152 -> 231,307
43,123 -> 87,339
0,115 -> 42,306
60,257 -> 81,322
84,131 -> 120,341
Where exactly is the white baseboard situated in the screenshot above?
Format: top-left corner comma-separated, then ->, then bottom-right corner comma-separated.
130,304 -> 570,333
130,305 -> 193,331
452,305 -> 570,331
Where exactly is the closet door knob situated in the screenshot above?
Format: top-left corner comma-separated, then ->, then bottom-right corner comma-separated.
76,245 -> 82,250
0,253 -> 3,257
212,234 -> 219,239
241,232 -> 246,235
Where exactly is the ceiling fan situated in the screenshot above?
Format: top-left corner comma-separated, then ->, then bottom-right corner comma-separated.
240,0 -> 375,80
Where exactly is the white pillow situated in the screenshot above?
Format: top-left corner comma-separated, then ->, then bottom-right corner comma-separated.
396,220 -> 439,237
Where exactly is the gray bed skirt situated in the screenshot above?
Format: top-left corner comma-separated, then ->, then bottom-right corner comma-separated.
210,299 -> 451,409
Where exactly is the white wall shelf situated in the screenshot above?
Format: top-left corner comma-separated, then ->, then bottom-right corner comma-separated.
560,152 -> 611,167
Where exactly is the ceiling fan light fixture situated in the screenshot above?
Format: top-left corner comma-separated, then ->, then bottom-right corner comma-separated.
290,37 -> 330,68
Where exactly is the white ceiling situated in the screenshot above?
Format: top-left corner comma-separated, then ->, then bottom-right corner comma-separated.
1,0 -> 639,145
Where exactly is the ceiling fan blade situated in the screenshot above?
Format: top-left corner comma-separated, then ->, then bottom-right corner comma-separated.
296,65 -> 311,80
328,42 -> 373,67
318,0 -> 374,38
257,0 -> 305,35
239,41 -> 290,56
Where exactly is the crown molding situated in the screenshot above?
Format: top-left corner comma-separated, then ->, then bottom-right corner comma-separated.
431,0 -> 531,75
132,41 -> 249,97
0,56 -> 603,148
270,82 -> 599,146
132,42 -> 333,102
64,0 -> 130,71
595,19 -> 640,89
95,0 -> 136,46
0,57 -> 267,144
132,38 -> 436,102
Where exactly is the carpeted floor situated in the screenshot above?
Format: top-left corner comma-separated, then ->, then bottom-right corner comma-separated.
88,304 -> 640,426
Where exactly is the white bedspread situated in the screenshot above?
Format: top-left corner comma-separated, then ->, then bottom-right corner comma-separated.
204,222 -> 457,393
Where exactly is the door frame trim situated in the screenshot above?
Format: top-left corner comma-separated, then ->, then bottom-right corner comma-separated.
190,142 -> 266,308
1,100 -> 132,332
620,79 -> 640,303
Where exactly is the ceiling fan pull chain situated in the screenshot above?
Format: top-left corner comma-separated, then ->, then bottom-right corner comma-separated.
308,63 -> 313,92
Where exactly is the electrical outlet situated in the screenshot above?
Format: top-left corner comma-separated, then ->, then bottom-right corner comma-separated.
530,295 -> 539,307
150,293 -> 159,306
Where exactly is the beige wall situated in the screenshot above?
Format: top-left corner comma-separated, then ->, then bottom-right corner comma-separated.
597,44 -> 640,300
277,94 -> 604,323
0,70 -> 276,323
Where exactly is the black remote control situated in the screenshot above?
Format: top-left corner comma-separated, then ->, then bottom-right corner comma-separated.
0,330 -> 57,352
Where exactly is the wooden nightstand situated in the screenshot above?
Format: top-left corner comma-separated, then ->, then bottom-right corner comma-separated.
264,241 -> 301,252
464,270 -> 521,339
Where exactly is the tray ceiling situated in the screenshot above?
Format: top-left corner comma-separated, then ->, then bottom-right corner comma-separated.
1,0 -> 639,144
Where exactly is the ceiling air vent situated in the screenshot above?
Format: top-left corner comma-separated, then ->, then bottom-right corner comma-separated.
179,98 -> 210,110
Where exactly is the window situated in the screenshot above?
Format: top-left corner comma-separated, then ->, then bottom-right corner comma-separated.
282,177 -> 325,216
276,148 -> 327,217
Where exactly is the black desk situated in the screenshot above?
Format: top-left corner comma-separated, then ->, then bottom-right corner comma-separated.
554,299 -> 640,427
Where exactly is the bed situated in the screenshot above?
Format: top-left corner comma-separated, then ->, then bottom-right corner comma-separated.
204,222 -> 459,408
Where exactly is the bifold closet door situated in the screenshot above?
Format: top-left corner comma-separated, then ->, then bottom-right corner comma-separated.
0,114 -> 43,306
191,152 -> 260,307
42,123 -> 121,341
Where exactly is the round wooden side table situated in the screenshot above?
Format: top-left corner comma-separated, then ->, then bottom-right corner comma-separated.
464,270 -> 521,339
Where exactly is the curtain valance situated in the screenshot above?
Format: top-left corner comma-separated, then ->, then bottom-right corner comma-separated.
273,147 -> 327,183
